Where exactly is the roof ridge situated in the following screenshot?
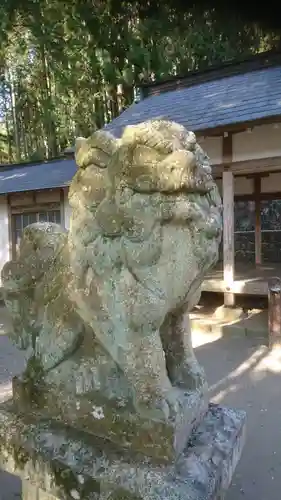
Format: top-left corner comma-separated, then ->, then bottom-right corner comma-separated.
0,156 -> 70,172
0,157 -> 77,195
105,64 -> 281,137
138,49 -> 281,94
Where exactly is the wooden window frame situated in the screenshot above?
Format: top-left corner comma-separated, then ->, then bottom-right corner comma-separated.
234,185 -> 281,265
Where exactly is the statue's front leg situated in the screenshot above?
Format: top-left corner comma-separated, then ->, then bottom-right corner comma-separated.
119,324 -> 175,420
106,277 -> 184,421
161,308 -> 207,392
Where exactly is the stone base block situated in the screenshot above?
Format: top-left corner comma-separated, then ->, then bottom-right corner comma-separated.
12,375 -> 208,463
0,403 -> 246,500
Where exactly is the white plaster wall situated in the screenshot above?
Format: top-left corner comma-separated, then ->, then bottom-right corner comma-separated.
0,195 -> 10,285
235,176 -> 254,195
62,188 -> 71,230
261,172 -> 281,193
232,123 -> 281,162
198,136 -> 223,165
215,176 -> 254,196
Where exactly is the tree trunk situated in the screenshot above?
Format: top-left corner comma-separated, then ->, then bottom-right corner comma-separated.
40,43 -> 58,158
8,70 -> 21,162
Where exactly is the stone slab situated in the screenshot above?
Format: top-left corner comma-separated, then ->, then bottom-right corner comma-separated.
0,403 -> 246,500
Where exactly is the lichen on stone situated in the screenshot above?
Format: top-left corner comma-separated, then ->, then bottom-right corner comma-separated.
1,118 -> 222,434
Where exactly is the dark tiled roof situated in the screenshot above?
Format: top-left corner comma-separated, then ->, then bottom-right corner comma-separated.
0,158 -> 77,194
104,66 -> 281,137
2,65 -> 281,195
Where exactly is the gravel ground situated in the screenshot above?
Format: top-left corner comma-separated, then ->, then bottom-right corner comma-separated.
1,307 -> 281,499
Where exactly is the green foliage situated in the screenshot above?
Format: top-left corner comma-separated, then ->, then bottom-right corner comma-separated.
0,0 -> 279,163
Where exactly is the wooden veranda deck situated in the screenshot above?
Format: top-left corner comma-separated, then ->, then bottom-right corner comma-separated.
202,262 -> 281,296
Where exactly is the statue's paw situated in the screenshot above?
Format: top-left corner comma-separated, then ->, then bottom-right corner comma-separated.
163,388 -> 186,421
152,387 -> 190,422
135,386 -> 182,422
170,360 -> 207,392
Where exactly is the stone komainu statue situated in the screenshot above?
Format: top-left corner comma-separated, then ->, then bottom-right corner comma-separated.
2,119 -> 222,423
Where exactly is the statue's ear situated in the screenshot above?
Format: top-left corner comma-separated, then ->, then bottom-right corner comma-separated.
75,137 -> 89,168
75,137 -> 86,153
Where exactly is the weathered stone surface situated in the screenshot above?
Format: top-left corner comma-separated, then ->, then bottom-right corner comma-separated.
12,375 -> 207,463
0,119 -> 245,499
1,119 -> 222,455
0,403 -> 246,500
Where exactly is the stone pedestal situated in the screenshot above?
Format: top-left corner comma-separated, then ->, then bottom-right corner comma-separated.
0,401 -> 245,500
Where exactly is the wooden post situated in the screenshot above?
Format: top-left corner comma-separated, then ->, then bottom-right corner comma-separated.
222,132 -> 235,307
60,188 -> 65,229
223,170 -> 235,306
268,277 -> 281,348
254,176 -> 261,266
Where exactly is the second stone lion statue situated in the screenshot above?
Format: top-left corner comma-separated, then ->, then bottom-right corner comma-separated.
2,119 -> 222,423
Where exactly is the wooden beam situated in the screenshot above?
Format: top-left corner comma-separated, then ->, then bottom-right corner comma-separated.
245,173 -> 269,179
10,203 -> 60,214
212,155 -> 281,177
199,115 -> 281,137
215,170 -> 281,180
234,192 -> 281,201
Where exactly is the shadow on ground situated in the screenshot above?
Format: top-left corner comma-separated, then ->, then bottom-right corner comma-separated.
1,304 -> 281,500
195,332 -> 281,500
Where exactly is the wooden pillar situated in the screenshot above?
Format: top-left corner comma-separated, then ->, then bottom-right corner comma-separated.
222,132 -> 235,307
62,187 -> 72,230
254,176 -> 261,266
60,188 -> 65,229
223,170 -> 235,306
268,277 -> 281,348
0,195 -> 12,279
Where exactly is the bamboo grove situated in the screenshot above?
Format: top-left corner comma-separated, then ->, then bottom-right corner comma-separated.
0,0 -> 279,163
